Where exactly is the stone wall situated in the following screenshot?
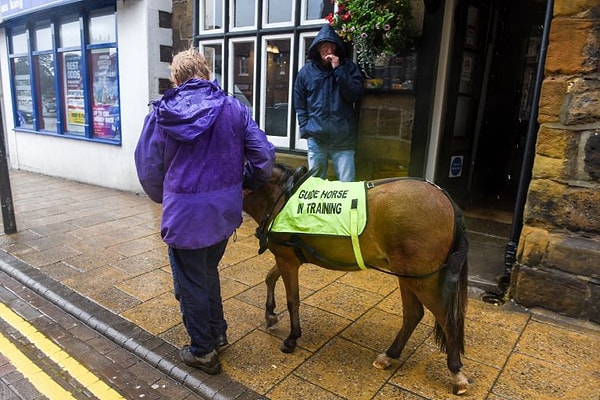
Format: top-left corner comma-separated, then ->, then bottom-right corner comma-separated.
511,0 -> 600,323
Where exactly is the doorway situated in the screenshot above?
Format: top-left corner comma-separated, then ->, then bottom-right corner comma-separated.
435,0 -> 547,291
437,0 -> 547,214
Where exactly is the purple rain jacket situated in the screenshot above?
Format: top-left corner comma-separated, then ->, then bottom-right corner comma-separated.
134,78 -> 275,249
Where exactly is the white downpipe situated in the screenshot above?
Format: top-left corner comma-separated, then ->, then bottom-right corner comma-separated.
425,0 -> 456,181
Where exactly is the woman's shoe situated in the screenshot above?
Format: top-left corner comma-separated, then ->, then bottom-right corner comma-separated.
215,333 -> 228,350
179,347 -> 221,374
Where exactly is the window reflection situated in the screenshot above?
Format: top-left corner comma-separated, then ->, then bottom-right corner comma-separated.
203,0 -> 223,30
267,0 -> 292,24
35,26 -> 53,51
234,0 -> 255,27
265,39 -> 290,137
232,42 -> 254,112
306,0 -> 333,20
60,20 -> 81,48
203,44 -> 223,81
11,32 -> 28,54
34,54 -> 56,131
89,10 -> 116,44
12,57 -> 33,128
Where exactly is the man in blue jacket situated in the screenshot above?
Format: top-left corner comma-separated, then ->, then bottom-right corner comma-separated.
134,48 -> 275,374
293,24 -> 363,181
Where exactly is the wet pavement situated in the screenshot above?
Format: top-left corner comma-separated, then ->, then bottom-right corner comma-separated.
1,169 -> 599,400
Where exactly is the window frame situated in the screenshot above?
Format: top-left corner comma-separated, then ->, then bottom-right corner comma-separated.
260,33 -> 295,148
300,0 -> 334,25
262,0 -> 295,29
228,37 -> 257,118
229,0 -> 258,32
199,0 -> 225,34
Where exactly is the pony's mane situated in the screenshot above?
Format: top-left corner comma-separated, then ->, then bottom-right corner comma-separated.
272,163 -> 296,185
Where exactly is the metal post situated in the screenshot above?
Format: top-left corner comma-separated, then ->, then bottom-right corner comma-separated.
0,109 -> 17,234
501,0 -> 554,293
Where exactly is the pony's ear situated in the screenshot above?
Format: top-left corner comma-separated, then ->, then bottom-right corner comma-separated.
293,166 -> 308,182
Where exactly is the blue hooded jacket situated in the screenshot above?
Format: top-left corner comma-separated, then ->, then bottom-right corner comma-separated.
293,24 -> 363,150
134,79 -> 275,249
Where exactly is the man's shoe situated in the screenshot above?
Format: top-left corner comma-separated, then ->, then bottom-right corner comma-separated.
179,347 -> 221,375
215,333 -> 228,350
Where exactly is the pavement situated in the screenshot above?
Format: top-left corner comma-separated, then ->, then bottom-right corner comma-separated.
1,169 -> 599,400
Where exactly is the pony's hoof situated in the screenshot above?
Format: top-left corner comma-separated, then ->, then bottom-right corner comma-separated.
280,343 -> 295,353
372,353 -> 392,370
265,314 -> 278,327
452,383 -> 469,395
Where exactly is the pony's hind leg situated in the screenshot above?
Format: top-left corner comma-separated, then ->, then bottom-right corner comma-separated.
448,346 -> 469,395
265,265 -> 280,327
373,284 -> 424,369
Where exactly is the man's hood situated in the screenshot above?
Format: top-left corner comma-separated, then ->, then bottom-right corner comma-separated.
308,24 -> 346,62
155,78 -> 225,142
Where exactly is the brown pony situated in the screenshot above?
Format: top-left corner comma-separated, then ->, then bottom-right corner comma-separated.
242,163 -> 470,395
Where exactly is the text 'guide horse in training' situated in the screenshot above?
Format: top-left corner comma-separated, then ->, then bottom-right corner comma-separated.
242,163 -> 470,395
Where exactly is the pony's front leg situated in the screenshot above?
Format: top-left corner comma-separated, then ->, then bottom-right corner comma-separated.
275,255 -> 301,353
373,284 -> 424,369
265,265 -> 280,327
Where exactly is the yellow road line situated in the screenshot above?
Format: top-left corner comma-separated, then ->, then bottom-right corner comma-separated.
0,302 -> 125,400
0,332 -> 77,400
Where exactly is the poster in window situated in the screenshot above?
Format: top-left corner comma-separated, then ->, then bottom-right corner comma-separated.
65,54 -> 85,126
91,50 -> 120,139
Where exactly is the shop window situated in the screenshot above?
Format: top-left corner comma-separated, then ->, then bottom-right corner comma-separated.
201,42 -> 223,81
262,36 -> 292,145
90,48 -> 120,140
302,0 -> 334,23
264,0 -> 293,26
201,0 -> 224,32
230,40 -> 255,115
6,5 -> 120,144
34,25 -> 56,132
232,0 -> 256,29
195,0 -> 331,151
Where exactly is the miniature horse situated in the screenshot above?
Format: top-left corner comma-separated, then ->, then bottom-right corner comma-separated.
242,163 -> 470,395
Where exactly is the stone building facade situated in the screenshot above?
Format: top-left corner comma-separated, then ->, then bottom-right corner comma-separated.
511,0 -> 600,322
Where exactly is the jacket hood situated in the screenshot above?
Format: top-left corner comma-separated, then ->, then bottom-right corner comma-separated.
308,24 -> 346,62
155,78 -> 225,142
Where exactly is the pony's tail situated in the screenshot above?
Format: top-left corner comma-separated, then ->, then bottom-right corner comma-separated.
435,208 -> 469,355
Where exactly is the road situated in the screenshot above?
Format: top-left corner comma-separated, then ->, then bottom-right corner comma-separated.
0,270 -> 204,400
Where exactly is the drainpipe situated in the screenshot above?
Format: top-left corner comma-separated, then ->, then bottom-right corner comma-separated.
500,0 -> 554,296
0,110 -> 17,234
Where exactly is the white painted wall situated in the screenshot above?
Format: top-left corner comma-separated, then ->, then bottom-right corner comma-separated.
0,0 -> 172,193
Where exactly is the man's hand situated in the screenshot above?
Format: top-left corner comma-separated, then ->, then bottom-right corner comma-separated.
326,54 -> 340,68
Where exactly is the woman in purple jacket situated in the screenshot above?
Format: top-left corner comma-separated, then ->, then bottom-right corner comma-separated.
134,48 -> 275,374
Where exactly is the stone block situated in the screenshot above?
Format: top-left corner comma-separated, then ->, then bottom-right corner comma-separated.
523,179 -> 566,224
532,155 -> 569,180
546,233 -> 600,276
535,125 -> 575,159
554,0 -> 600,17
517,226 -> 549,266
560,76 -> 600,125
584,131 -> 600,180
524,179 -> 600,232
538,77 -> 568,123
546,19 -> 596,75
564,188 -> 600,231
511,264 -> 588,319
